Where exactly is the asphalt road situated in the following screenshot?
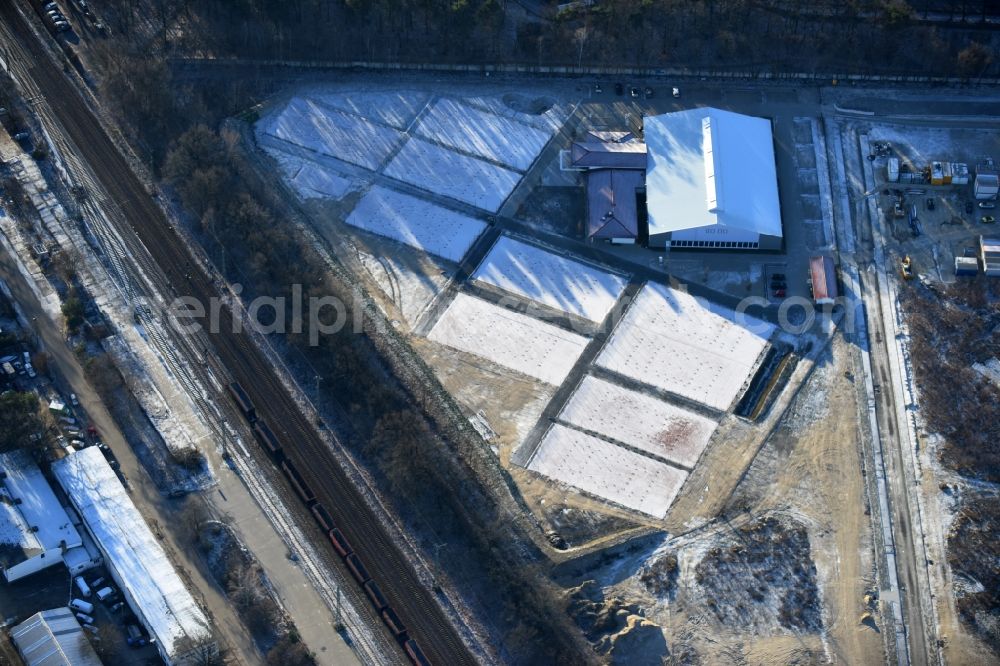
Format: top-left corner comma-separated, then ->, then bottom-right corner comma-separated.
0,3 -> 475,664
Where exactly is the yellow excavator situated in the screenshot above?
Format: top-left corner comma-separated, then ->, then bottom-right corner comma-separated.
900,255 -> 914,280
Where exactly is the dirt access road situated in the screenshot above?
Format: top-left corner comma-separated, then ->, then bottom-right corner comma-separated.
746,334 -> 884,665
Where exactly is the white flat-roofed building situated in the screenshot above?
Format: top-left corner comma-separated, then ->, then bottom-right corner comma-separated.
53,447 -> 214,665
644,108 -> 782,250
11,608 -> 103,666
0,450 -> 83,582
981,236 -> 1000,276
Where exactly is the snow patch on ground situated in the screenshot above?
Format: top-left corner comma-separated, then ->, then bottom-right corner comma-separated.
528,424 -> 688,518
462,94 -> 570,133
973,358 -> 1000,389
104,335 -> 199,456
346,186 -> 487,263
310,90 -> 430,130
597,282 -> 774,411
558,375 -> 718,469
269,151 -> 354,200
472,235 -> 627,322
414,97 -> 554,171
260,96 -> 404,170
427,293 -> 588,385
384,137 -> 521,212
867,124 -> 969,166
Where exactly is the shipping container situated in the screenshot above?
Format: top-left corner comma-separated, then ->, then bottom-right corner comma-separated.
951,162 -> 970,185
975,174 -> 999,200
886,157 -> 899,182
930,161 -> 945,185
955,256 -> 979,276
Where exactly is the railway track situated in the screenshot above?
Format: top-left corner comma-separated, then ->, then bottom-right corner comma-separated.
0,3 -> 475,664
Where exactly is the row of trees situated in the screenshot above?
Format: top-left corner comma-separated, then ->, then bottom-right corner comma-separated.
96,0 -> 999,79
158,118 -> 590,663
903,278 -> 1000,481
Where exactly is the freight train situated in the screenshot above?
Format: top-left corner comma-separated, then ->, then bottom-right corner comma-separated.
226,381 -> 431,665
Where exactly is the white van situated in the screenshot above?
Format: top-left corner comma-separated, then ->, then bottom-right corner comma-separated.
75,613 -> 95,625
69,598 -> 94,614
96,586 -> 115,602
74,575 -> 91,598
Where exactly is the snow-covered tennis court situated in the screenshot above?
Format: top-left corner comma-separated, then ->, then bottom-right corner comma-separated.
384,137 -> 521,212
346,186 -> 487,263
597,282 -> 774,411
427,293 -> 588,385
472,236 -> 627,322
262,97 -> 404,170
291,162 -> 353,199
528,424 -> 688,518
312,91 -> 430,130
269,152 -> 353,199
415,98 -> 554,171
558,375 -> 718,469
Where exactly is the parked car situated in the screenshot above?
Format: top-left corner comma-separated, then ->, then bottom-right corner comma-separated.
926,197 -> 935,211
126,624 -> 147,647
672,87 -> 681,98
966,201 -> 974,214
771,281 -> 787,290
773,289 -> 786,298
69,599 -> 94,614
70,393 -> 79,406
593,83 -> 602,93
614,82 -> 623,96
979,201 -> 996,209
771,272 -> 786,280
630,87 -> 640,98
983,215 -> 996,224
644,86 -> 654,98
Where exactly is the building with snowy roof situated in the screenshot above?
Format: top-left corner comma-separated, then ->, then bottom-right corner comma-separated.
644,108 -> 782,250
53,447 -> 214,666
0,450 -> 83,583
565,130 -> 648,243
11,607 -> 103,666
586,169 -> 645,242
981,236 -> 1000,276
567,130 -> 647,170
